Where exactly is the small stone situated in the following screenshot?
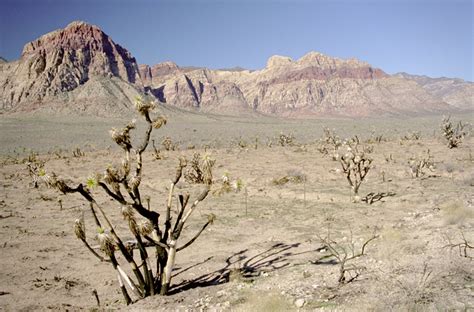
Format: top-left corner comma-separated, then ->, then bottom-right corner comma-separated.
295,298 -> 305,308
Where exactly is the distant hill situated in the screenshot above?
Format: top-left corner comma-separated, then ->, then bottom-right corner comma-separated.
395,72 -> 473,110
1,21 -> 471,117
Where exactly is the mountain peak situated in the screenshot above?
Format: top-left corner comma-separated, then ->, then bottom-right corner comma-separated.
2,21 -> 142,112
66,20 -> 94,28
266,55 -> 293,68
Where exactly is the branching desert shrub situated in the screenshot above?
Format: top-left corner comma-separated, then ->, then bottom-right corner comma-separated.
408,149 -> 434,178
361,192 -> 396,204
441,116 -> 468,149
161,136 -> 177,151
278,132 -> 295,147
43,98 -> 215,304
318,127 -> 342,160
316,227 -> 378,284
213,172 -> 244,196
185,152 -> 215,184
26,159 -> 45,188
339,144 -> 373,197
401,131 -> 421,141
444,232 -> 473,259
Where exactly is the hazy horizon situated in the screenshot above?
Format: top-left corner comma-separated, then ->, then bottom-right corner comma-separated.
0,0 -> 472,81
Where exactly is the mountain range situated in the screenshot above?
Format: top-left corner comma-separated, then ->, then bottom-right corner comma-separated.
0,21 -> 472,117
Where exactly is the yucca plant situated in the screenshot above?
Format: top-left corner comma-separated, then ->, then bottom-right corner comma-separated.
441,116 -> 468,149
339,141 -> 373,198
44,97 -> 215,304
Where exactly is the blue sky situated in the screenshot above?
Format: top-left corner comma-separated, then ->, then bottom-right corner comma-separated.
0,0 -> 472,80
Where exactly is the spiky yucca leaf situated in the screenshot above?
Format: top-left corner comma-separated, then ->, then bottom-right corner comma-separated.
97,231 -> 115,257
138,220 -> 154,236
74,215 -> 86,241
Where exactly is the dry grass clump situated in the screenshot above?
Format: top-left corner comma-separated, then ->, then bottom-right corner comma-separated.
441,201 -> 473,226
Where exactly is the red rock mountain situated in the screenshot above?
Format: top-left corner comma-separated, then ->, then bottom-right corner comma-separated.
0,21 -> 142,115
0,21 -> 471,117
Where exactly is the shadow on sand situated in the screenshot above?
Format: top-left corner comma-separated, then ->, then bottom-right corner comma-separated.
169,242 -> 301,294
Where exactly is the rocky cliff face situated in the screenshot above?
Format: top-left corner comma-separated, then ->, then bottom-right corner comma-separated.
395,73 -> 473,110
0,21 -> 142,114
141,51 -> 452,117
1,21 -> 469,117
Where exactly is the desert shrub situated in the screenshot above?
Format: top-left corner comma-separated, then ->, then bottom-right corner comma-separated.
43,98 -> 215,304
161,136 -> 177,151
318,127 -> 342,160
441,201 -> 473,226
26,158 -> 45,188
278,132 -> 295,147
401,131 -> 421,141
361,191 -> 396,204
185,152 -> 215,184
316,227 -> 378,284
444,232 -> 473,259
408,149 -> 435,178
72,147 -> 85,157
366,129 -> 385,144
151,139 -> 163,160
441,116 -> 468,148
339,143 -> 373,197
272,169 -> 306,186
213,172 -> 244,196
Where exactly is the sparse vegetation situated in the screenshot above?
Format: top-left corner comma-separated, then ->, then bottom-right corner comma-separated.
444,232 -> 473,259
185,152 -> 216,184
339,143 -> 373,198
408,149 -> 435,178
2,112 -> 473,310
316,226 -> 378,284
278,132 -> 295,147
441,116 -> 468,148
161,136 -> 177,151
43,98 -> 216,303
272,169 -> 306,186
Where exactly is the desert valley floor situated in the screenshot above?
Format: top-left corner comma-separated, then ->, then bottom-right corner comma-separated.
0,111 -> 473,311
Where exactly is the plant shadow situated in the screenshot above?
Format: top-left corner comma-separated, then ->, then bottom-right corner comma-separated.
169,242 -> 301,294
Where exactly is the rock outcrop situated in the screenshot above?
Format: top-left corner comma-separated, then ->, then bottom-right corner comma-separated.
140,52 -> 453,117
395,73 -> 473,110
1,21 -> 470,117
0,21 -> 142,114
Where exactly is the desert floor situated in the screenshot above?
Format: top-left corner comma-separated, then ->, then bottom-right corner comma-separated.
0,112 -> 473,311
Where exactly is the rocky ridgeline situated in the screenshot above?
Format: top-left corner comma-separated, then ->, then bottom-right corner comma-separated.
0,21 -> 142,114
0,21 -> 471,117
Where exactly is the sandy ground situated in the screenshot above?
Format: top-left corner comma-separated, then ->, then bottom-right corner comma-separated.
0,113 -> 473,311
